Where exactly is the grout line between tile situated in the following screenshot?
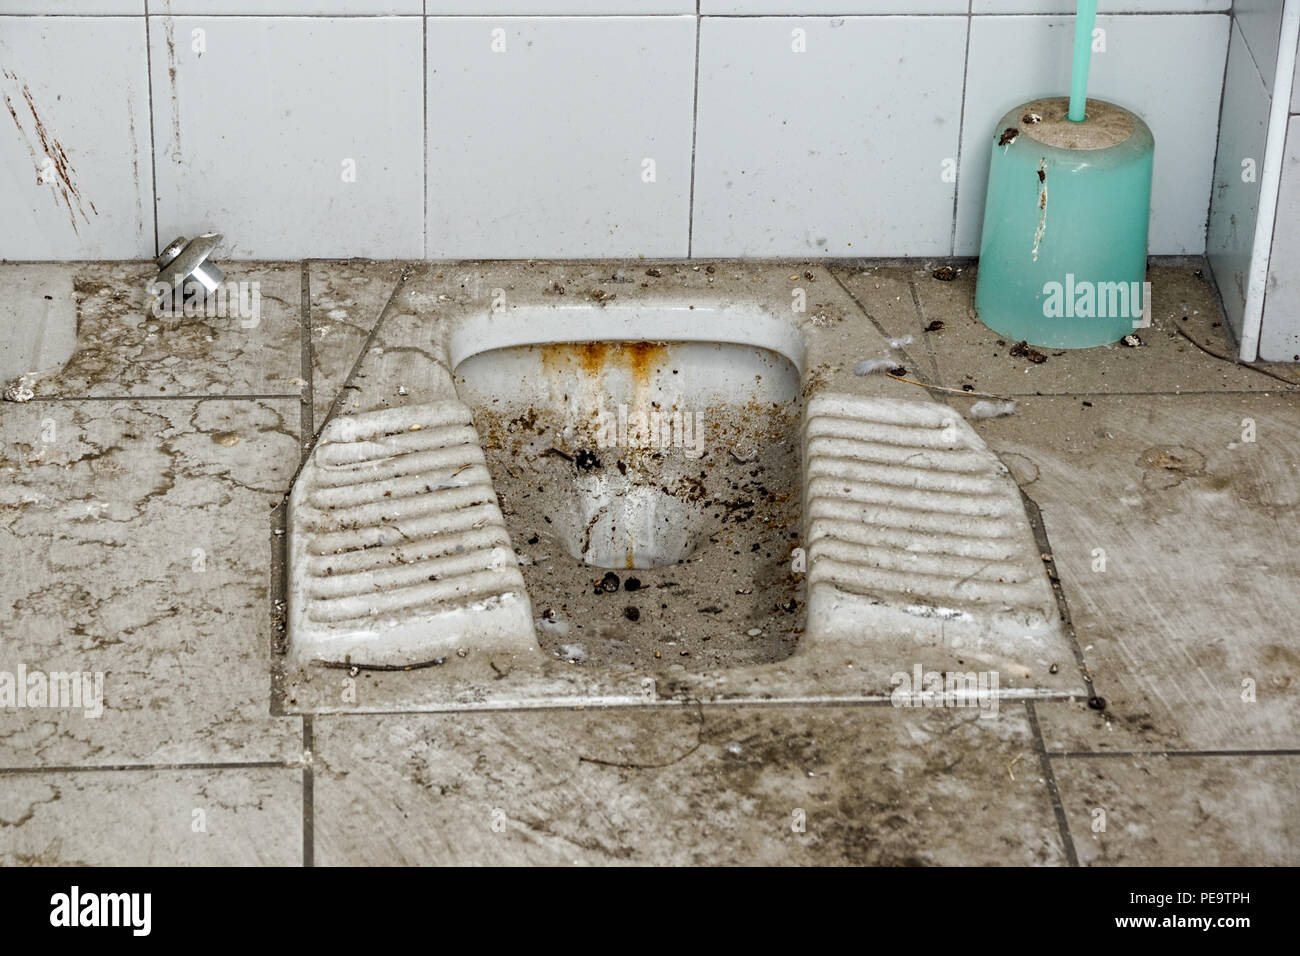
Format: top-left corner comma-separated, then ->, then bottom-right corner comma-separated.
0,761 -> 295,775
15,11 -> 1232,17
984,387 -> 1300,397
292,690 -> 1086,720
25,393 -> 301,402
1025,700 -> 1080,867
423,9 -> 429,261
300,261 -> 313,458
950,2 -> 973,257
142,2 -> 160,258
1054,748 -> 1300,760
827,267 -> 934,384
687,4 -> 701,257
1204,16 -> 1236,263
701,11 -> 1225,17
302,716 -> 314,868
285,264 -> 413,492
906,271 -> 944,382
270,496 -> 289,715
1019,490 -> 1100,705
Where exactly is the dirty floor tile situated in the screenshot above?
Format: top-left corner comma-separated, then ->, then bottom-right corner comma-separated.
25,262 -> 304,398
308,260 -> 406,438
0,264 -> 77,383
312,704 -> 1065,866
830,264 -> 941,383
963,394 -> 1300,752
0,767 -> 301,866
339,309 -> 453,417
0,400 -> 302,766
912,264 -> 1300,396
1053,753 -> 1300,866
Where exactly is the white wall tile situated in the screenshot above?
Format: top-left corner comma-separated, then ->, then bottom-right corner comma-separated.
429,3 -> 692,12
958,14 -> 1229,256
703,2 -> 965,12
0,6 -> 1243,261
1207,22 -> 1270,340
693,16 -> 967,257
149,16 -> 423,259
1258,119 -> 1300,360
0,17 -> 153,259
0,2 -> 142,12
426,16 -> 696,258
1294,33 -> 1300,113
708,1 -> 1229,9
1234,0 -> 1284,94
973,1 -> 1228,11
160,2 -> 422,13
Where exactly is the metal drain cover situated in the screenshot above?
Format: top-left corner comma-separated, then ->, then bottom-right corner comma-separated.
287,401 -> 537,666
801,393 -> 1069,666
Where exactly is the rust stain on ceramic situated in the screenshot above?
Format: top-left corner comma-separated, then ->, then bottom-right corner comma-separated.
541,342 -> 668,388
576,342 -> 609,377
2,73 -> 97,233
624,342 -> 667,390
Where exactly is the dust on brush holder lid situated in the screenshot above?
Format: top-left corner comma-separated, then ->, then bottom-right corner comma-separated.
974,2 -> 1155,350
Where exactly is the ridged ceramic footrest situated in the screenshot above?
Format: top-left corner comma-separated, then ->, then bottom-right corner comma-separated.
287,401 -> 537,666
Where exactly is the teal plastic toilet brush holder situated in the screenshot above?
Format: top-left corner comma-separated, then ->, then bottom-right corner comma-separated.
974,1 -> 1155,349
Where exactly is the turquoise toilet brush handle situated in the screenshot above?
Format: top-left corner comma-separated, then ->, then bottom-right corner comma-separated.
1069,0 -> 1098,122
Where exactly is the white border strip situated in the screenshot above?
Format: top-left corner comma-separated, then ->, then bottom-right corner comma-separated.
1240,0 -> 1300,362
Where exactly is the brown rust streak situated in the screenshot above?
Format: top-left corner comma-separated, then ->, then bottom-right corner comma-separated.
164,16 -> 181,153
16,81 -> 96,227
624,341 -> 667,390
5,80 -> 97,231
577,342 -> 609,377
541,341 -> 668,385
127,98 -> 142,235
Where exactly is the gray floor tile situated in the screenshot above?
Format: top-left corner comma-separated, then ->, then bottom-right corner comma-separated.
312,703 -> 1066,866
1053,753 -> 1300,866
831,264 -> 943,383
23,262 -> 304,398
965,394 -> 1300,751
308,260 -> 406,437
0,767 -> 301,865
912,264 -> 1300,396
0,399 -> 302,766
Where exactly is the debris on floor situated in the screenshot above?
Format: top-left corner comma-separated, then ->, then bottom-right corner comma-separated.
1009,340 -> 1048,364
2,373 -> 35,403
855,357 -> 903,376
932,265 -> 958,281
538,609 -> 570,636
967,399 -> 1019,419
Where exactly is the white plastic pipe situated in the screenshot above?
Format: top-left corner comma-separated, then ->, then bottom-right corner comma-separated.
1239,0 -> 1300,362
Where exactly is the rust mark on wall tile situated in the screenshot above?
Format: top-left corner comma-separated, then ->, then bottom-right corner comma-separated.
127,96 -> 143,238
163,16 -> 181,158
2,72 -> 97,234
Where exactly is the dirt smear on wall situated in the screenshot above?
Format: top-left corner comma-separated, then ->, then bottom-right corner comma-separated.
2,70 -> 98,234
